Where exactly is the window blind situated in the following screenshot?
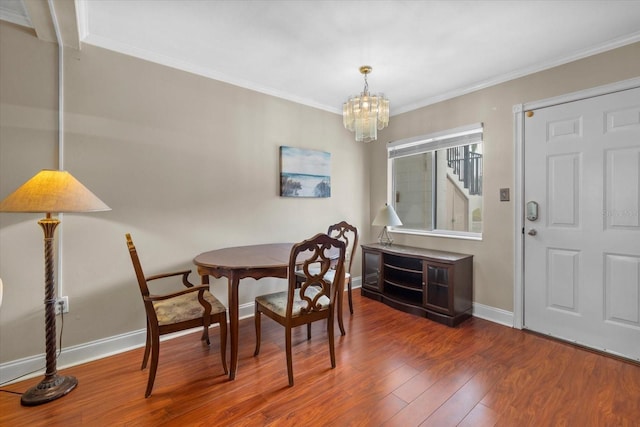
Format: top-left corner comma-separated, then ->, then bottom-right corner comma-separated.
388,123 -> 483,159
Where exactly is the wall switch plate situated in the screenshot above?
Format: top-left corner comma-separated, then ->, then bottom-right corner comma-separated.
500,188 -> 510,201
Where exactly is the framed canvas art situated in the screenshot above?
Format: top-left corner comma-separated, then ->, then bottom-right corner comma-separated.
280,146 -> 331,198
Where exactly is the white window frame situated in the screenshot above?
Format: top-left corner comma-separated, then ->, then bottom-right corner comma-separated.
386,123 -> 484,241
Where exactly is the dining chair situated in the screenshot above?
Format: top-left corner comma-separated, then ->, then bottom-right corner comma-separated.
253,233 -> 346,386
125,233 -> 227,397
326,221 -> 359,315
295,221 -> 358,336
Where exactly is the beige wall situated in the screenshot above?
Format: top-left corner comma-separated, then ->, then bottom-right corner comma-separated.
0,21 -> 370,364
1,18 -> 639,368
375,42 -> 640,312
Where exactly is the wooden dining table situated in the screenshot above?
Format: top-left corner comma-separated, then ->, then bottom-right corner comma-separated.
193,243 -> 345,380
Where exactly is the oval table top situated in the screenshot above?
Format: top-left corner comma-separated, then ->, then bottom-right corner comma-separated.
193,243 -> 294,270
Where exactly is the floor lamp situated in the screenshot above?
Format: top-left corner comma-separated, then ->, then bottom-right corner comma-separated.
0,170 -> 110,406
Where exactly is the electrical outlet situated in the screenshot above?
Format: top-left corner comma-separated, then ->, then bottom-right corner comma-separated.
55,296 -> 69,315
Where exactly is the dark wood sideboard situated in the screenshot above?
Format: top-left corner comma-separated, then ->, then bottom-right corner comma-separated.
361,243 -> 473,327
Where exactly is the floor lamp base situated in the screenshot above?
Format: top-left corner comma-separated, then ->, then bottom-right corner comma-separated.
20,374 -> 77,406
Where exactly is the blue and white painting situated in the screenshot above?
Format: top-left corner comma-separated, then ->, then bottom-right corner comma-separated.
280,146 -> 331,198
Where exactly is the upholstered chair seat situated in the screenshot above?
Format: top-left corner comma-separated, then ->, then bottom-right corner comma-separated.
153,291 -> 227,326
255,287 -> 329,318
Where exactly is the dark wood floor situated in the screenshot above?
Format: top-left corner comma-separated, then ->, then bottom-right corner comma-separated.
2,292 -> 639,426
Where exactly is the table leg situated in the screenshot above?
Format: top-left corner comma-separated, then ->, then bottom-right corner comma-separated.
200,274 -> 210,286
228,273 -> 240,380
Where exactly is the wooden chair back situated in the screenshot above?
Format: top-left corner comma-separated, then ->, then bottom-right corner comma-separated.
126,233 -> 155,320
327,221 -> 359,276
289,233 -> 347,319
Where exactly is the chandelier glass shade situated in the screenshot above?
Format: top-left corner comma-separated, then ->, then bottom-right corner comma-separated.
343,65 -> 389,143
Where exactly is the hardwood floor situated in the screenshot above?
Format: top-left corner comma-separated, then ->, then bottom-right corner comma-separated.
2,292 -> 639,426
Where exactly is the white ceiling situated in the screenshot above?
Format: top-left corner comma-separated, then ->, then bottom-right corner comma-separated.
3,0 -> 640,115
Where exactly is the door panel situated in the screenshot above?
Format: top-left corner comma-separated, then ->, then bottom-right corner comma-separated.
547,248 -> 579,312
548,153 -> 580,227
605,254 -> 640,327
524,86 -> 640,361
605,147 -> 640,229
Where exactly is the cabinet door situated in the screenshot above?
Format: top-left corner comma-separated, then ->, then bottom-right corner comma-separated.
362,250 -> 382,291
424,262 -> 453,314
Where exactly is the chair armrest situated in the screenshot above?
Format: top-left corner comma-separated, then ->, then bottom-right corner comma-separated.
145,269 -> 194,287
144,284 -> 209,302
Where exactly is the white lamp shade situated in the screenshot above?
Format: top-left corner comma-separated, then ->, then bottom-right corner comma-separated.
372,204 -> 403,227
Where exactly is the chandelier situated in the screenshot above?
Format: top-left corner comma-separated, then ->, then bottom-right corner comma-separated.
342,65 -> 389,143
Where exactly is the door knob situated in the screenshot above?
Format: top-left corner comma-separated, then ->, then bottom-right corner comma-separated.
528,229 -> 537,236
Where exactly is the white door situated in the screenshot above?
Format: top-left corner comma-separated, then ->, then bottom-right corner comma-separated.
523,86 -> 640,361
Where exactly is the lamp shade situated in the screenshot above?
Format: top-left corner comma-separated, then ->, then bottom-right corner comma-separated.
372,203 -> 402,227
0,170 -> 110,213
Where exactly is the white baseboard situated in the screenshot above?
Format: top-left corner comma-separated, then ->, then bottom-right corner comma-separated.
1,277 -> 514,384
0,329 -> 146,385
472,302 -> 514,327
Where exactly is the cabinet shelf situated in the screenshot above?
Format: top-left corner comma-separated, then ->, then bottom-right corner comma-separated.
384,291 -> 423,308
384,279 -> 422,292
361,243 -> 473,327
384,263 -> 421,274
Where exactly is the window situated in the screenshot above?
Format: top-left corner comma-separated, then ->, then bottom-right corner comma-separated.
387,123 -> 483,239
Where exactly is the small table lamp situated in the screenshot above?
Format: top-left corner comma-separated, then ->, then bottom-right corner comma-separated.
0,170 -> 110,406
372,203 -> 402,246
